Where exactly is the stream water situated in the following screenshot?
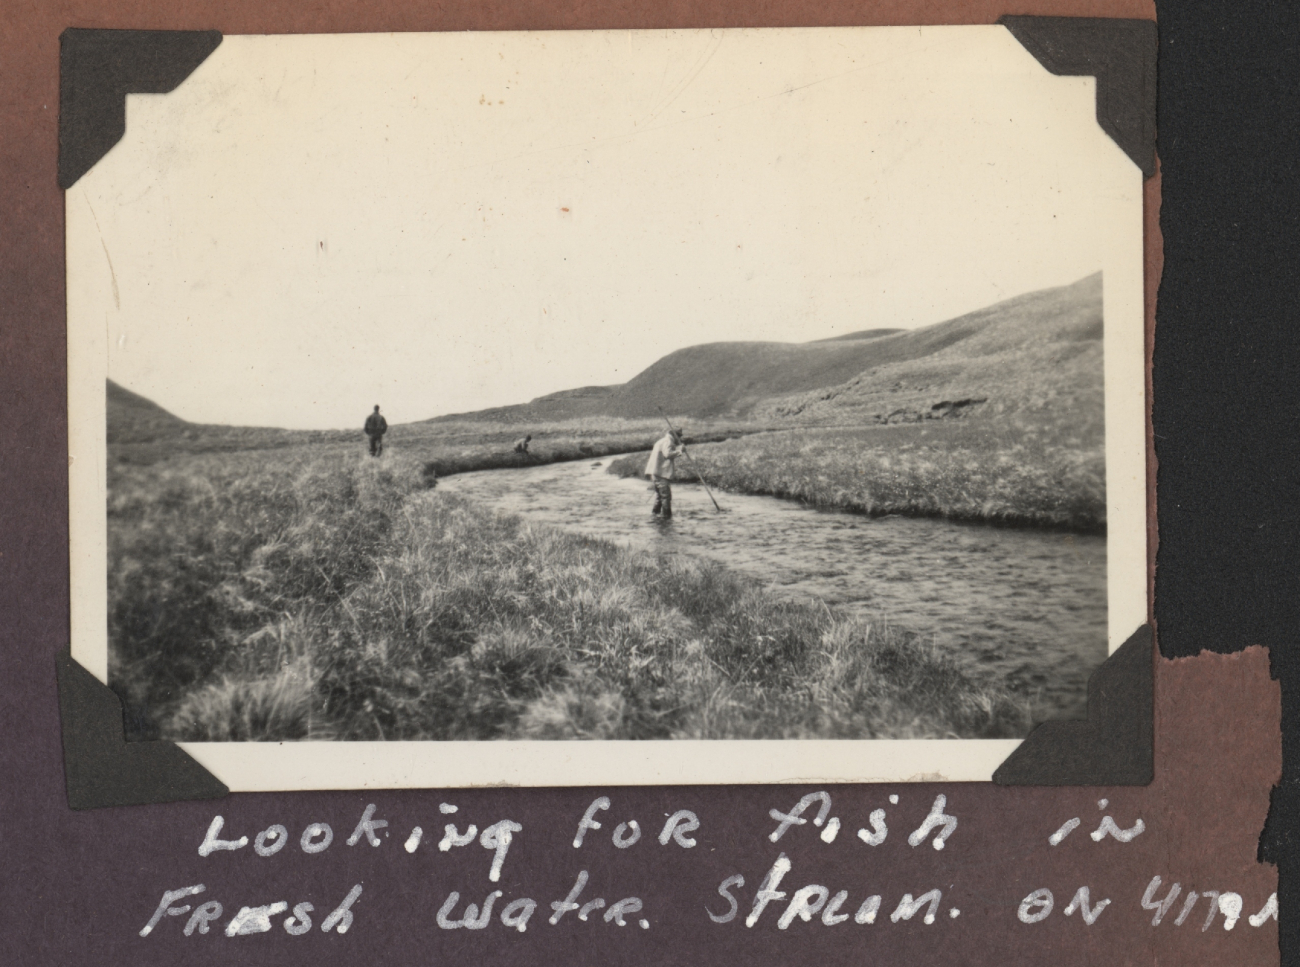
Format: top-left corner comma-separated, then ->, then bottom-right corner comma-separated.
437,459 -> 1107,719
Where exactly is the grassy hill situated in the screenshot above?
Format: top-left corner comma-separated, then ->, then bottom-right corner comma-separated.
759,272 -> 1103,425
106,379 -> 355,461
106,380 -> 191,444
601,272 -> 1106,530
430,272 -> 1102,424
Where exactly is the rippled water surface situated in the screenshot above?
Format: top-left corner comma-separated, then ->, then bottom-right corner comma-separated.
438,460 -> 1107,718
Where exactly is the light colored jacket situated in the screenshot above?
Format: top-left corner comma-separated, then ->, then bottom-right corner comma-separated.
645,433 -> 683,479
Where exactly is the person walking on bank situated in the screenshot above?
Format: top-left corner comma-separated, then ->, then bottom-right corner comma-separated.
645,427 -> 685,519
514,434 -> 532,457
364,405 -> 388,457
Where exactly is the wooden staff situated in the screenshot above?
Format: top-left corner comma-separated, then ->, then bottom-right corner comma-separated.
657,406 -> 722,512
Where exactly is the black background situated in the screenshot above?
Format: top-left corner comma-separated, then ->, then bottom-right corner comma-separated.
1153,0 -> 1299,958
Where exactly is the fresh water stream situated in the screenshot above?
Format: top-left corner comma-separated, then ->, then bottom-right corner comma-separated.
437,459 -> 1107,719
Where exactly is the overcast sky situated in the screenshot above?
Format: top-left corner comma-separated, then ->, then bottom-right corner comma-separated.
68,27 -> 1134,429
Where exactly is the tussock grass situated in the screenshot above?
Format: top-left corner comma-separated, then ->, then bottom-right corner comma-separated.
108,447 -> 417,737
607,409 -> 1105,532
416,420 -> 750,481
108,445 -> 1028,742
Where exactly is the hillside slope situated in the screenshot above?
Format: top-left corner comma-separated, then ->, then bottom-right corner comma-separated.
106,380 -> 191,444
107,380 -> 357,459
431,272 -> 1102,424
758,272 -> 1102,425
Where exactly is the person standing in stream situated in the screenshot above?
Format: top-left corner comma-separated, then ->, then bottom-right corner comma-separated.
645,427 -> 685,519
364,405 -> 388,457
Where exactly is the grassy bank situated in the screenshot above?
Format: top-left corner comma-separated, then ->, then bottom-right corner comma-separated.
108,445 -> 1029,742
413,418 -> 753,481
109,379 -> 757,479
606,413 -> 1105,532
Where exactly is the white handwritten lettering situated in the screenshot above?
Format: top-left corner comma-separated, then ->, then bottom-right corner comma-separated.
1018,888 -> 1054,924
907,796 -> 957,851
184,901 -> 223,936
140,884 -> 205,937
198,817 -> 247,857
320,884 -> 363,934
604,897 -> 644,926
708,874 -> 744,923
1249,893 -> 1279,926
500,897 -> 538,932
439,823 -> 478,851
1140,876 -> 1181,926
1048,818 -> 1081,845
821,890 -> 850,925
404,827 -> 423,853
658,810 -> 700,848
346,803 -> 389,847
1063,887 -> 1110,925
1091,815 -> 1145,843
1216,892 -> 1243,931
549,870 -> 589,924
573,798 -> 610,848
253,825 -> 288,857
283,902 -> 314,935
745,853 -> 791,927
612,821 -> 642,849
854,896 -> 881,925
300,823 -> 333,854
778,884 -> 829,929
891,890 -> 942,924
480,820 -> 522,882
857,808 -> 888,847
224,902 -> 288,937
768,792 -> 831,843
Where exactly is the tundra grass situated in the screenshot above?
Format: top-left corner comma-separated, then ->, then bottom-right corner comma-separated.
107,444 -> 1028,742
412,418 -> 753,480
110,405 -> 758,481
606,412 -> 1105,532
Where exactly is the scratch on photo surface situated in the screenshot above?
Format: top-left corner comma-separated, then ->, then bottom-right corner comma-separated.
640,30 -> 726,128
84,196 -> 120,310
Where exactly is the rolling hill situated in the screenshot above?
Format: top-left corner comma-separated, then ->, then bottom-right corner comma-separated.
109,272 -> 1103,438
106,380 -> 191,444
106,379 -> 353,457
431,272 -> 1103,424
757,272 -> 1103,425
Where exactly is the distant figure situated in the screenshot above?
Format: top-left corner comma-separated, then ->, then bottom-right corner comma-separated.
364,405 -> 388,457
645,428 -> 685,519
514,434 -> 532,456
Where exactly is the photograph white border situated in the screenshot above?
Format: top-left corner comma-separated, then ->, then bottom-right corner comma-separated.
67,26 -> 1148,788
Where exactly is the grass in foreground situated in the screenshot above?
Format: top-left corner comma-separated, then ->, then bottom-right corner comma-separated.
607,409 -> 1105,532
108,445 -> 1029,742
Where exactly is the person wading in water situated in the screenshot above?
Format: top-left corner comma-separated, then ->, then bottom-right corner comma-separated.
364,405 -> 388,457
645,427 -> 685,519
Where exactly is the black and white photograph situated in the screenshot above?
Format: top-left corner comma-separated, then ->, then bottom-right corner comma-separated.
66,26 -> 1147,787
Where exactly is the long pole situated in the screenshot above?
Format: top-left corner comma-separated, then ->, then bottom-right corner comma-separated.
657,406 -> 722,512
